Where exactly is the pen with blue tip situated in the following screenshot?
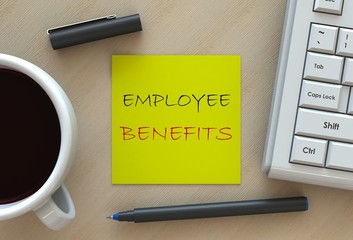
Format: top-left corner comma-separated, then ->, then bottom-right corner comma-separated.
107,196 -> 308,223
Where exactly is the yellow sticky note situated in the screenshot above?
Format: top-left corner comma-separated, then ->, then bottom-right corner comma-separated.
112,55 -> 241,184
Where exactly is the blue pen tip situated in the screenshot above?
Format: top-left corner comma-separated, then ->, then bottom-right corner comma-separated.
112,213 -> 120,221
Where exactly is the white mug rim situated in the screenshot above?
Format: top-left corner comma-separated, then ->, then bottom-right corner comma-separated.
0,54 -> 77,219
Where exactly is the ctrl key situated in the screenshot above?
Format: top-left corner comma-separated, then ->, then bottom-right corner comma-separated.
290,136 -> 328,167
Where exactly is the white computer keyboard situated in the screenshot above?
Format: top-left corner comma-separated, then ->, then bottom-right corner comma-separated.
263,0 -> 353,190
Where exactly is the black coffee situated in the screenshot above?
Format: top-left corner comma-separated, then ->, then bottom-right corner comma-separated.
0,69 -> 61,204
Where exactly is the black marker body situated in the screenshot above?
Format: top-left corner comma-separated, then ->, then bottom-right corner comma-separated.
48,14 -> 142,49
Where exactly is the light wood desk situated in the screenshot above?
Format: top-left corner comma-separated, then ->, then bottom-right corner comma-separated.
1,0 -> 353,239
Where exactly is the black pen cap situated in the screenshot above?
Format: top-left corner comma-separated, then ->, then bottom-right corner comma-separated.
48,14 -> 142,49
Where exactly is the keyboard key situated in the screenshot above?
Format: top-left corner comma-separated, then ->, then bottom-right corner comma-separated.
304,52 -> 343,84
326,141 -> 353,171
290,136 -> 327,167
299,80 -> 349,112
347,89 -> 353,114
336,28 -> 353,57
308,24 -> 338,54
295,108 -> 353,143
342,58 -> 353,85
314,0 -> 344,15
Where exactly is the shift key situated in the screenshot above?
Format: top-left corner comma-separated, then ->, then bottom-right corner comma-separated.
295,108 -> 353,143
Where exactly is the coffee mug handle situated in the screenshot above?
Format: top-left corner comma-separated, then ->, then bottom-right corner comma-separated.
34,184 -> 75,230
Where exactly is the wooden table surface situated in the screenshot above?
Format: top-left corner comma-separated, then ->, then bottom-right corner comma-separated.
1,0 -> 353,239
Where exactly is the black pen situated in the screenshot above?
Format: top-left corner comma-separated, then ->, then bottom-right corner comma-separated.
107,196 -> 308,223
47,14 -> 142,49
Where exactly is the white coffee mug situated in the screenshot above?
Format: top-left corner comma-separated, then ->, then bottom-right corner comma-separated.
0,54 -> 77,230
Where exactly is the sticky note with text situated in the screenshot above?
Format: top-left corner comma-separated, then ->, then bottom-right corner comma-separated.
112,55 -> 241,184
